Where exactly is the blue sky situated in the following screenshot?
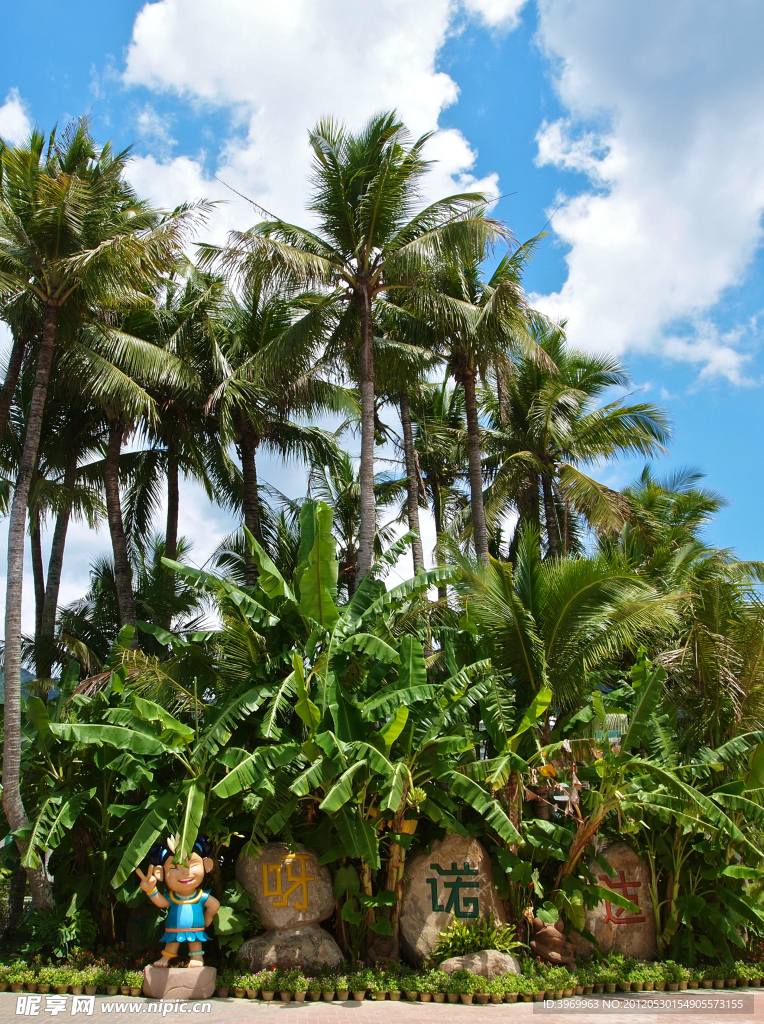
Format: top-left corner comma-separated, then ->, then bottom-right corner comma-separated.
2,0 -> 764,626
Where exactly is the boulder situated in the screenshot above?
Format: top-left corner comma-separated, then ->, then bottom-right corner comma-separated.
399,834 -> 507,964
235,843 -> 334,930
143,967 -> 217,1000
439,950 -> 521,978
237,923 -> 344,971
569,842 -> 656,960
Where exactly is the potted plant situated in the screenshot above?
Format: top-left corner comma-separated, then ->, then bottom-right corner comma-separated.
124,971 -> 143,997
70,970 -> 84,997
36,967 -> 56,995
8,964 -> 30,993
600,965 -> 619,994
518,976 -> 537,1003
104,970 -> 122,997
348,967 -> 370,1001
688,967 -> 702,990
430,970 -> 448,1003
450,969 -> 475,1005
335,974 -> 350,1001
472,974 -> 490,1005
293,973 -> 308,1002
404,973 -> 419,1001
0,967 -> 10,993
418,972 -> 435,1003
80,966 -> 100,997
216,967 -> 234,998
368,970 -> 387,1001
319,974 -> 336,1002
262,968 -> 278,1000
627,964 -> 648,993
502,973 -> 520,1003
486,978 -> 503,1004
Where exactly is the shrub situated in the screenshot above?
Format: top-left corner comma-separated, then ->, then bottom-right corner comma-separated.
432,916 -> 524,964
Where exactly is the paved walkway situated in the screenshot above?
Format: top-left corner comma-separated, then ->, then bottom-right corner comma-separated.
0,991 -> 758,1024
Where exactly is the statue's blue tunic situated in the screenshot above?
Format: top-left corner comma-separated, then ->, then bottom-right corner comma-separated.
161,889 -> 210,943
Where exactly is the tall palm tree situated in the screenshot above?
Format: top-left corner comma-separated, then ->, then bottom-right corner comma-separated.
205,111 -> 501,585
481,320 -> 671,558
205,276 -> 346,585
0,121 -> 198,904
432,238 -> 539,561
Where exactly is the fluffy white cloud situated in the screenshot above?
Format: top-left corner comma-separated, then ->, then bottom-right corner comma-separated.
0,88 -> 31,145
122,0 -> 504,237
462,0 -> 529,30
532,0 -> 764,382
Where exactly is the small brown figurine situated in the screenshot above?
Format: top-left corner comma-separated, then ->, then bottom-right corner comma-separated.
529,916 -> 576,967
136,835 -> 220,968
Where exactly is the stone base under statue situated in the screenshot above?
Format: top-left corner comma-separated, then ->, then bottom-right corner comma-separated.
143,966 -> 217,1000
237,923 -> 343,971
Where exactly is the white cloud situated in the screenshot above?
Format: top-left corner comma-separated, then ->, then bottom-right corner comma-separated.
462,0 -> 529,30
531,0 -> 764,383
0,88 -> 31,145
122,0 -> 505,236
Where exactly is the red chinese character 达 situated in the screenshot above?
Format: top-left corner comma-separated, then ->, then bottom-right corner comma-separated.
599,871 -> 646,925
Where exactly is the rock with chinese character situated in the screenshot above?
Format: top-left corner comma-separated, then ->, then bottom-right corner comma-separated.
235,842 -> 334,930
399,834 -> 508,964
440,950 -> 521,978
568,842 -> 656,960
235,843 -> 342,970
237,922 -> 344,972
143,966 -> 217,999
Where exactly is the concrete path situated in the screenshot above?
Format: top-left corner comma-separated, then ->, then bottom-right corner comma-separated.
0,991 -> 758,1024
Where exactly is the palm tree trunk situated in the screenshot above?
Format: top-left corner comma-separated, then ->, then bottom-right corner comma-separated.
461,370 -> 489,563
0,327 -> 26,444
399,387 -> 424,574
31,510 -> 45,644
2,299 -> 57,910
165,441 -> 179,563
355,288 -> 376,586
432,486 -> 447,603
39,449 -> 78,678
239,435 -> 262,586
105,419 -> 137,629
541,472 -> 560,558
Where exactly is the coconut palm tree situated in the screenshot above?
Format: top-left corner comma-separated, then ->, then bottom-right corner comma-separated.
0,121 -> 200,904
431,238 -> 540,562
205,276 -> 348,585
481,320 -> 671,558
204,111 -> 501,586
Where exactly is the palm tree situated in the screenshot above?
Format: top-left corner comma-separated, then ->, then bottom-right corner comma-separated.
432,238 -> 539,561
205,275 -> 350,586
205,111 -> 501,586
481,320 -> 671,558
0,121 -> 198,904
451,526 -> 679,716
607,467 -> 764,750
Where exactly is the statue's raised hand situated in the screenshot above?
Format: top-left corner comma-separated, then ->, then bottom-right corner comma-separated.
135,866 -> 158,893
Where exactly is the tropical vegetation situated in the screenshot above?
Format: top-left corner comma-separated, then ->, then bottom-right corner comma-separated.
0,111 -> 763,977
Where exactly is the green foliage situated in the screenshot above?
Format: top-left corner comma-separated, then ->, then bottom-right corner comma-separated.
432,915 -> 524,963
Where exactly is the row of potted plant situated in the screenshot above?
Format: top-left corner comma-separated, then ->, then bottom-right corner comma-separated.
0,963 -> 144,996
215,966 -> 543,1004
523,954 -> 764,995
0,955 -> 759,1002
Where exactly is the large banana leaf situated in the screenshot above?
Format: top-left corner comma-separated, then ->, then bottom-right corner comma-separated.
212,742 -> 301,798
49,723 -> 165,755
295,501 -> 339,627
